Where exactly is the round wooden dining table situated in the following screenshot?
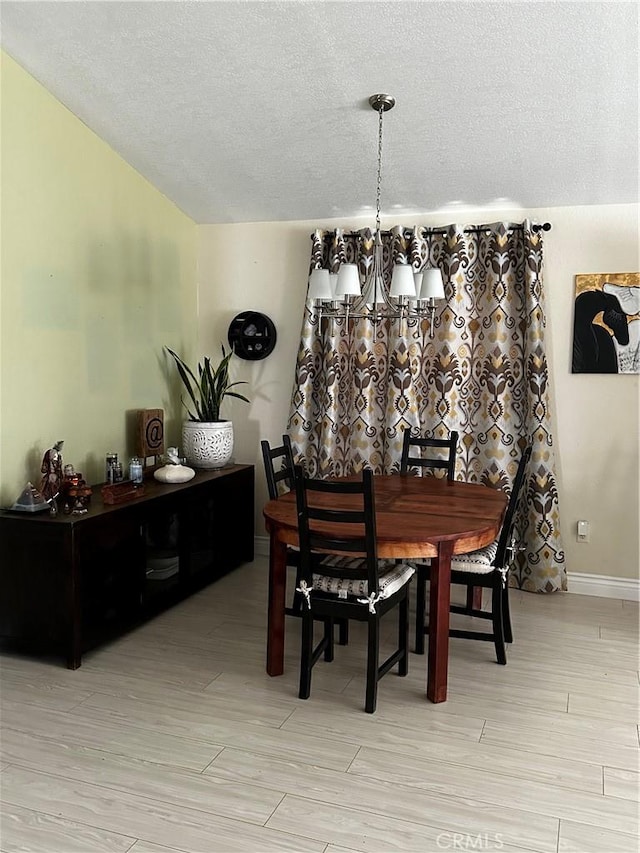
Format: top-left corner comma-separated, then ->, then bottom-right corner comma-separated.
263,474 -> 508,703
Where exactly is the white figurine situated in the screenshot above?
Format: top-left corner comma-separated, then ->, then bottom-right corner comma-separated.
153,448 -> 195,483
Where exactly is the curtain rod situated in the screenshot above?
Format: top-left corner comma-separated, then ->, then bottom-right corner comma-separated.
320,222 -> 552,239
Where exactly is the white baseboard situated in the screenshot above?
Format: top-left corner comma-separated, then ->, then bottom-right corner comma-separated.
254,538 -> 639,601
567,571 -> 640,601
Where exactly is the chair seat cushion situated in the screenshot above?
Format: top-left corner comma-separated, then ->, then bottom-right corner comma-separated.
451,540 -> 498,574
312,559 -> 415,601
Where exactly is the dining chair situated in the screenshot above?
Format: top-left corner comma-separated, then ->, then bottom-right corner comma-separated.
400,429 -> 458,653
261,435 -> 301,615
400,429 -> 459,480
261,434 -> 296,500
260,436 -> 349,642
293,465 -> 415,713
414,444 -> 532,663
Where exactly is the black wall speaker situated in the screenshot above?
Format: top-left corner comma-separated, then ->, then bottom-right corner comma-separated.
227,311 -> 277,361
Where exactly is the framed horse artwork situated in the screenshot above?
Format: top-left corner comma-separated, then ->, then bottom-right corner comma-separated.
572,272 -> 640,374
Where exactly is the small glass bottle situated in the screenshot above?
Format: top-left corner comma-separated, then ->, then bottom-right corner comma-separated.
105,452 -> 118,483
129,456 -> 143,485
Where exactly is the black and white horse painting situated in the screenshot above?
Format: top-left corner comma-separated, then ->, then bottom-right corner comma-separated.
571,275 -> 640,374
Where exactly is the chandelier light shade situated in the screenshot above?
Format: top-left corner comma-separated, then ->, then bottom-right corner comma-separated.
329,273 -> 339,299
418,268 -> 445,300
416,267 -> 445,337
308,268 -> 332,301
335,263 -> 361,297
390,264 -> 418,298
308,93 -> 446,334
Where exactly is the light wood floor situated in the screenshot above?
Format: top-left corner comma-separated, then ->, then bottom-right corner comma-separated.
1,556 -> 638,853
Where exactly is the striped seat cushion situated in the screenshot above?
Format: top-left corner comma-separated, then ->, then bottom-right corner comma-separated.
312,558 -> 415,600
451,540 -> 499,574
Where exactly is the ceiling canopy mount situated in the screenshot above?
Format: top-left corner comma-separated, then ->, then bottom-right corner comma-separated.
368,93 -> 395,112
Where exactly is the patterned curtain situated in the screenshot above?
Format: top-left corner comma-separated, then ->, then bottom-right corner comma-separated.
287,221 -> 565,593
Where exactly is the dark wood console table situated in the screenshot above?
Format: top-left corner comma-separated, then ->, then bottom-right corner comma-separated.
0,464 -> 254,668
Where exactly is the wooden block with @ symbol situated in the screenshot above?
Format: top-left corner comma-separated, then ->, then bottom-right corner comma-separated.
137,409 -> 164,460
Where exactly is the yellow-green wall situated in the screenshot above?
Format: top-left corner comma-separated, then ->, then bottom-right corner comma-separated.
0,53 -> 198,503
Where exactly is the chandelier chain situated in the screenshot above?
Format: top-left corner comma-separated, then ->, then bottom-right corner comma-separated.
375,103 -> 384,233
310,93 -> 446,333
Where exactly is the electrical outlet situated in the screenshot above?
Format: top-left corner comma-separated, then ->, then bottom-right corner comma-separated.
577,520 -> 590,543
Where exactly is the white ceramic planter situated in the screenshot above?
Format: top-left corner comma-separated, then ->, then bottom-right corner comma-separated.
182,420 -> 234,469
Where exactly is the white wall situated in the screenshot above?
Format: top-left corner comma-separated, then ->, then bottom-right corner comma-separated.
542,205 -> 639,583
198,204 -> 639,583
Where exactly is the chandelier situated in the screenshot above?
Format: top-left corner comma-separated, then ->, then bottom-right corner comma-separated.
308,94 -> 445,333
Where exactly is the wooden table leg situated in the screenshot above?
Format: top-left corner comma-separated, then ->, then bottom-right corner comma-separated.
427,539 -> 453,703
266,534 -> 287,676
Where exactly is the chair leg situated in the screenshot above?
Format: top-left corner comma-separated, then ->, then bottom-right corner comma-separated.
289,565 -> 303,615
337,619 -> 349,646
414,567 -> 426,655
324,619 -> 334,662
492,584 -> 507,665
365,617 -> 380,714
290,571 -> 348,647
466,585 -> 483,613
299,611 -> 314,700
502,582 -> 513,644
291,589 -> 303,613
398,592 -> 409,676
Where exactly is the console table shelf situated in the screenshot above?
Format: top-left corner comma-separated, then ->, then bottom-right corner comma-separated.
0,464 -> 254,668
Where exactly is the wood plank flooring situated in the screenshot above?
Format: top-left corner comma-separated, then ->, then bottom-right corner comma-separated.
1,557 -> 638,853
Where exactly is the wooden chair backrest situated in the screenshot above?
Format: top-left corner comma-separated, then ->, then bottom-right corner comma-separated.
294,466 -> 380,595
494,444 -> 532,569
400,430 -> 459,481
261,435 -> 295,499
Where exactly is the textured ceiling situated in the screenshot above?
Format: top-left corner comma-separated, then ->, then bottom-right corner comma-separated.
1,0 -> 638,224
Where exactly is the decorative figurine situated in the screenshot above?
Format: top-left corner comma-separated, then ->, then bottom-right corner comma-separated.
60,464 -> 92,514
39,440 -> 64,504
153,447 -> 195,483
10,482 -> 50,513
63,463 -> 77,482
166,447 -> 185,465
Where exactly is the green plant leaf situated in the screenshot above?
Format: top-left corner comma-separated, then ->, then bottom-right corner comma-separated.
165,347 -> 202,418
165,343 -> 250,423
226,391 -> 251,403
